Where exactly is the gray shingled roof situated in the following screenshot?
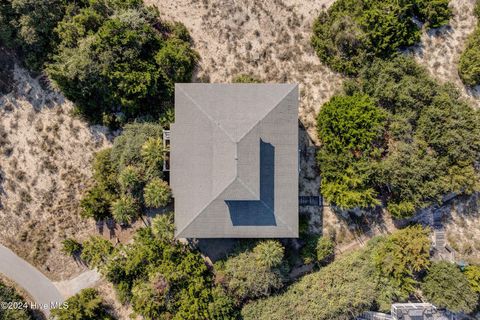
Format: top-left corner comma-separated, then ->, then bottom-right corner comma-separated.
171,84 -> 298,238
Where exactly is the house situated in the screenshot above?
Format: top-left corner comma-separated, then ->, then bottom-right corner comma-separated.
358,303 -> 464,320
170,84 -> 299,238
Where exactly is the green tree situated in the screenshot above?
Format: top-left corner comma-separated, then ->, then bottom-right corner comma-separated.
111,195 -> 139,225
372,225 -> 431,299
0,280 -> 34,320
317,94 -> 385,209
0,0 -> 68,71
421,262 -> 477,313
80,184 -> 113,220
144,178 -> 171,208
51,288 -> 114,320
151,213 -> 175,242
221,241 -> 285,302
61,238 -> 82,257
118,165 -> 142,195
80,236 -> 113,269
47,2 -> 197,122
464,265 -> 480,293
311,0 -> 450,75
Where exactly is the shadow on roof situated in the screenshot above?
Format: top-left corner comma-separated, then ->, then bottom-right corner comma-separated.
226,139 -> 276,226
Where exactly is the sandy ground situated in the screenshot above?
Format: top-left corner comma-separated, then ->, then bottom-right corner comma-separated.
0,65 -> 110,281
146,0 -> 343,144
411,0 -> 480,108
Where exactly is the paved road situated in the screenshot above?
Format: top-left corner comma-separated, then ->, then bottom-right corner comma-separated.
0,244 -> 64,317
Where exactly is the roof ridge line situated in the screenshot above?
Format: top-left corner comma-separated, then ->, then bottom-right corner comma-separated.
177,86 -> 236,144
235,84 -> 298,144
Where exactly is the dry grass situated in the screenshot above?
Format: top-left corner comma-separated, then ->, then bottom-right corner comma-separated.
145,0 -> 343,143
410,0 -> 480,108
0,66 -> 110,281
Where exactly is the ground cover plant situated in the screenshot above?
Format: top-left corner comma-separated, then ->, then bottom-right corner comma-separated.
317,56 -> 480,218
241,226 -> 433,319
311,0 -> 451,75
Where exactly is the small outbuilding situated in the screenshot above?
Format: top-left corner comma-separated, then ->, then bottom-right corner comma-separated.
171,84 -> 298,238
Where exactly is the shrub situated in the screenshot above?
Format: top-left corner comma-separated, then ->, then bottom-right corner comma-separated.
110,123 -> 164,172
111,195 -> 139,225
464,265 -> 480,293
51,288 -> 114,320
144,178 -> 171,208
47,1 -> 197,123
316,237 -> 335,264
233,74 -> 261,83
80,184 -> 113,220
221,241 -> 285,302
81,236 -> 114,269
101,227 -> 238,319
151,213 -> 175,242
253,240 -> 285,269
372,225 -> 431,298
241,228 -> 432,319
118,165 -> 142,195
0,280 -> 34,320
459,28 -> 480,87
421,262 -> 477,313
61,238 -> 82,257
311,0 -> 451,75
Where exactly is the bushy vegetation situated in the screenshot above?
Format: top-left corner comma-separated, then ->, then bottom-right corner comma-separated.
311,0 -> 451,75
241,226 -> 431,319
0,0 -> 197,123
46,0 -> 197,123
465,265 -> 480,293
232,74 -> 261,83
421,262 -> 478,313
83,216 -> 238,319
0,0 -> 67,71
80,123 -> 170,224
61,238 -> 82,257
51,288 -> 114,320
458,1 -> 480,86
317,57 -> 480,218
0,280 -> 34,320
217,240 -> 286,303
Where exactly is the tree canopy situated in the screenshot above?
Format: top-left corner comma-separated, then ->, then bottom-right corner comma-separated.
51,288 -> 115,320
85,223 -> 238,319
421,262 -> 478,313
311,0 -> 451,75
46,1 -> 197,123
317,57 -> 480,218
80,122 -> 170,225
459,1 -> 480,86
241,226 -> 432,319
0,280 -> 34,320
